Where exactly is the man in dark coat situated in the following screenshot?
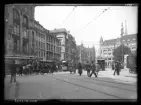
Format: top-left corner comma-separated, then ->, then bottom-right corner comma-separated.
9,60 -> 17,83
113,61 -> 120,75
19,63 -> 23,76
89,61 -> 97,78
78,63 -> 82,76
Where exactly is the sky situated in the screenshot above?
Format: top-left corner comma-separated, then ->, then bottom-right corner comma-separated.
34,5 -> 138,52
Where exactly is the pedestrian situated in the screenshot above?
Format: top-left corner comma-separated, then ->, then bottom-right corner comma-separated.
112,62 -> 115,70
78,63 -> 82,76
96,62 -> 100,76
113,61 -> 120,75
19,63 -> 23,76
86,61 -> 91,77
9,60 -> 17,83
89,61 -> 97,78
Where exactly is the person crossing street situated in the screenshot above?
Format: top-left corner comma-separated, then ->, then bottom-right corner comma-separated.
78,63 -> 82,76
86,61 -> 91,77
89,61 -> 97,78
113,61 -> 121,75
95,62 -> 100,76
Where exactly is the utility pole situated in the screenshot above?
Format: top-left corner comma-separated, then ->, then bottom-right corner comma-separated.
121,22 -> 124,63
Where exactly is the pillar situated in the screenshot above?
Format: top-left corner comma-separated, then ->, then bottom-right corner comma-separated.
20,11 -> 23,56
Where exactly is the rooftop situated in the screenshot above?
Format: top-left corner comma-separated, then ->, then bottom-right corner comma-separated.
103,39 -> 117,45
49,28 -> 68,34
120,34 -> 137,41
103,34 -> 137,46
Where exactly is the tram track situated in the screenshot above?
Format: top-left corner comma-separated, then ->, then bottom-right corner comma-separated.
60,73 -> 137,92
73,72 -> 136,86
56,71 -> 136,86
48,74 -> 136,99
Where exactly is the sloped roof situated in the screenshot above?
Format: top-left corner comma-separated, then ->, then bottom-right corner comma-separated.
103,39 -> 117,45
120,34 -> 137,41
49,28 -> 67,33
102,34 -> 137,46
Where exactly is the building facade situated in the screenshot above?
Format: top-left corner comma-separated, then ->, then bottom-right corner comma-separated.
50,28 -> 69,61
67,34 -> 77,64
5,4 -> 35,58
99,34 -> 137,68
49,28 -> 77,64
5,4 -> 61,61
77,43 -> 96,64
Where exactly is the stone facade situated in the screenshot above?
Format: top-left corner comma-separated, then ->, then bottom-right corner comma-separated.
99,34 -> 137,68
5,4 -> 61,61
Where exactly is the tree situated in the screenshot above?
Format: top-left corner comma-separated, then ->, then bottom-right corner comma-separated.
113,44 -> 131,62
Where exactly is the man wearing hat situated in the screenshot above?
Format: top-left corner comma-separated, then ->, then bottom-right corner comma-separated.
113,61 -> 120,75
89,61 -> 97,78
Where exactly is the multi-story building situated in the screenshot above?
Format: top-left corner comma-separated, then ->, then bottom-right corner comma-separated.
5,4 -> 35,58
5,4 -> 61,62
50,28 -> 69,61
67,33 -> 77,64
47,30 -> 61,61
33,20 -> 46,60
77,43 -> 96,64
99,34 -> 137,68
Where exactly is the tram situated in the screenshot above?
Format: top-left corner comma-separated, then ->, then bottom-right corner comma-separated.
61,60 -> 68,71
97,59 -> 105,71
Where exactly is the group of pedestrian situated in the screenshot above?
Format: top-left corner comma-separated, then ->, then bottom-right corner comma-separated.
77,61 -> 101,78
7,58 -> 59,83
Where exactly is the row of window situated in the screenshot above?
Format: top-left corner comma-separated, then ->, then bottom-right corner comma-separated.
37,50 -> 46,58
35,40 -> 45,50
13,9 -> 28,25
35,40 -> 61,54
46,36 -> 60,45
13,39 -> 29,54
46,43 -> 61,53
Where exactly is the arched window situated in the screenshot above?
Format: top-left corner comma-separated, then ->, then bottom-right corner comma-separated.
23,15 -> 28,26
13,9 -> 20,20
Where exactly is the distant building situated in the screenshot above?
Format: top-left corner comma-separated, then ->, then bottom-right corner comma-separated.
68,34 -> 77,64
50,28 -> 77,64
99,34 -> 137,68
77,43 -> 96,64
50,28 -> 69,61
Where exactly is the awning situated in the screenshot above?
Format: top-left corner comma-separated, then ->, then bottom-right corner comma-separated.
4,55 -> 36,60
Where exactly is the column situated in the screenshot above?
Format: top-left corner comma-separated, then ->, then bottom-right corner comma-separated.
20,12 -> 23,56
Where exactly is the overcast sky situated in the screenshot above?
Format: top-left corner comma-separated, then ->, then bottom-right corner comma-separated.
34,5 -> 138,51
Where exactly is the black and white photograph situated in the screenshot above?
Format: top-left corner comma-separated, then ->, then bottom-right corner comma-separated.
4,4 -> 137,101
